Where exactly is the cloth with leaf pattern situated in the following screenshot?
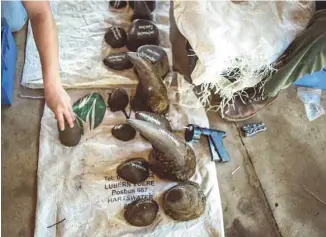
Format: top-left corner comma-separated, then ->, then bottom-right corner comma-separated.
34,77 -> 225,237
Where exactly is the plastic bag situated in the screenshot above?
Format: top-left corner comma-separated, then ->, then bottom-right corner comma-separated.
297,87 -> 325,121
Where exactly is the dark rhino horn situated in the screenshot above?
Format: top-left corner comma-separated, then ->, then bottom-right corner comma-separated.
163,181 -> 206,221
131,1 -> 153,21
127,119 -> 196,181
130,83 -> 151,112
124,199 -> 159,226
58,119 -> 81,147
127,119 -> 182,151
127,52 -> 153,76
126,52 -> 169,114
135,111 -> 172,132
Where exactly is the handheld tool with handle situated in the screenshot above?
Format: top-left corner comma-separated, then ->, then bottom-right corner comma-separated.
185,124 -> 230,162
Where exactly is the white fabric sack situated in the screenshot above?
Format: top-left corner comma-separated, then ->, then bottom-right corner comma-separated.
173,1 -> 314,104
22,1 -> 172,89
34,77 -> 224,237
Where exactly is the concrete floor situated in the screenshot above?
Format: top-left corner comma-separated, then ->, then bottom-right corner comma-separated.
2,24 -> 326,237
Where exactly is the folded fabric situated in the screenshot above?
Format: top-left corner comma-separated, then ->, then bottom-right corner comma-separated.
173,1 -> 314,109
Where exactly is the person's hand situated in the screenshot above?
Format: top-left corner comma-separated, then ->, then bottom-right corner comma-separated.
44,82 -> 75,131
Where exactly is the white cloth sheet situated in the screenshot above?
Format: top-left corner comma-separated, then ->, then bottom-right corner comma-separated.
22,1 -> 172,89
173,1 -> 314,105
35,79 -> 225,237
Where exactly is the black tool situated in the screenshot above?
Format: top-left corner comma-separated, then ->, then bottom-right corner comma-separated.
185,124 -> 230,162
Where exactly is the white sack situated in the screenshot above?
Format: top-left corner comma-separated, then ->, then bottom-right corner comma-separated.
22,1 -> 172,89
173,0 -> 314,106
34,76 -> 225,237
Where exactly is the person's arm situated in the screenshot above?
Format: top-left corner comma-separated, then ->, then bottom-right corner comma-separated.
23,1 -> 74,130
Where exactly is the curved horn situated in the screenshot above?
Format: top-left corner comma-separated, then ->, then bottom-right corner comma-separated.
126,52 -> 163,89
127,119 -> 196,181
127,119 -> 184,154
127,53 -> 169,114
135,111 -> 172,132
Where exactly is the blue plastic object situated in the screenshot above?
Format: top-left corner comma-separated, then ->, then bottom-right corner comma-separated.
293,67 -> 326,90
1,17 -> 17,105
1,1 -> 27,32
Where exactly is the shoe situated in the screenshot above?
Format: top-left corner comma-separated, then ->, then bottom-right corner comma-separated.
222,91 -> 278,122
